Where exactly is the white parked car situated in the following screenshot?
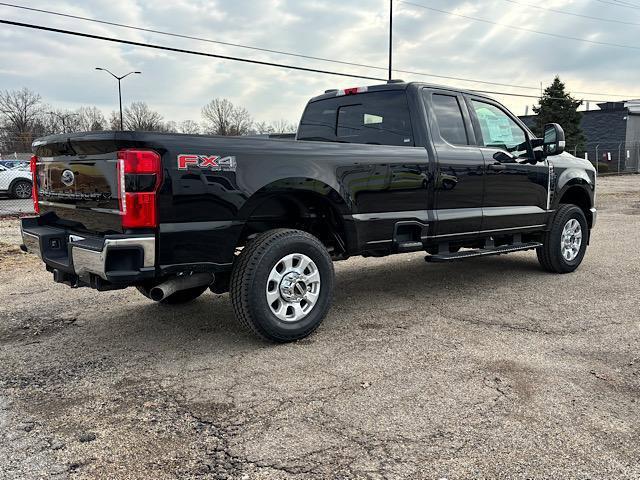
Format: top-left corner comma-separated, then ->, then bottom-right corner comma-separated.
0,164 -> 32,199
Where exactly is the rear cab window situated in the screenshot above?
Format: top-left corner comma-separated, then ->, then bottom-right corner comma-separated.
297,90 -> 414,146
430,93 -> 469,146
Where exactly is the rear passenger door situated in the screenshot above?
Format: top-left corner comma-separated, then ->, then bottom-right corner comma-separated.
466,96 -> 550,232
423,89 -> 484,237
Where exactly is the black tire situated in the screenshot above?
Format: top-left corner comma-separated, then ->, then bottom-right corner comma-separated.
136,284 -> 208,304
230,229 -> 334,343
11,180 -> 32,199
537,204 -> 588,274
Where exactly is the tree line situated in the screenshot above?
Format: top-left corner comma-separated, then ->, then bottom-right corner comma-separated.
0,88 -> 297,153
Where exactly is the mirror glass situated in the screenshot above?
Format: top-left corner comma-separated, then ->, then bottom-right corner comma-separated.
544,126 -> 557,144
543,125 -> 559,155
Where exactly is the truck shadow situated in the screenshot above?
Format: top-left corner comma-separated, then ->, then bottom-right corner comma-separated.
115,252 -> 547,347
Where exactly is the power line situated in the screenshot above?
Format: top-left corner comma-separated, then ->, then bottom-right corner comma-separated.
0,2 -> 638,99
400,0 -> 640,51
0,19 -> 386,82
502,0 -> 640,26
596,0 -> 640,9
0,18 -> 630,104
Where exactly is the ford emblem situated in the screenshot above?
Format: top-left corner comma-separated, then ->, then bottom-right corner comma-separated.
61,169 -> 75,187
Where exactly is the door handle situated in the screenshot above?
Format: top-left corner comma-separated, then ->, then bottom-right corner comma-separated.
488,163 -> 507,171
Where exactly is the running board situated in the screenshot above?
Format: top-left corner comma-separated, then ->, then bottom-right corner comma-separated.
425,242 -> 542,263
397,241 -> 424,253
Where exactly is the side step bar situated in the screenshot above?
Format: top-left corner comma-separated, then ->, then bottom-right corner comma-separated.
397,241 -> 424,253
425,242 -> 542,263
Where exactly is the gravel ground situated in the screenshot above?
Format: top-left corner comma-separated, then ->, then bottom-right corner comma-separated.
0,175 -> 639,479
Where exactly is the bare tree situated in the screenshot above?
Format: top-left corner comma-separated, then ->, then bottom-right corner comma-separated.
0,88 -> 44,152
40,109 -> 82,135
254,121 -> 274,135
230,106 -> 253,136
256,119 -> 297,135
76,106 -> 106,131
108,111 -> 120,130
202,98 -> 253,136
163,120 -> 178,133
271,119 -> 297,134
123,102 -> 164,131
178,120 -> 201,135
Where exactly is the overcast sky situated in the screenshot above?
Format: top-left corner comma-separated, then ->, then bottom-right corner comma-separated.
1,0 -> 639,125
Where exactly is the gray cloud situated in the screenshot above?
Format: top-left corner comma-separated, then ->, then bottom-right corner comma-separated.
0,0 -> 638,123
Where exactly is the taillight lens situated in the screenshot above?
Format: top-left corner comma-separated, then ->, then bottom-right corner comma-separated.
30,155 -> 40,214
117,149 -> 162,228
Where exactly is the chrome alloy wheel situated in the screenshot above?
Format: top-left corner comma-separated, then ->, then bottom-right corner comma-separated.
266,253 -> 321,322
561,219 -> 583,262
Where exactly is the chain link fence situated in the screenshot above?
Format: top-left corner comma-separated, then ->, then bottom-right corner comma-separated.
0,153 -> 34,216
566,142 -> 640,175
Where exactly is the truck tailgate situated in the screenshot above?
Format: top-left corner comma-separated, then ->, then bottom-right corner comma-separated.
33,134 -> 123,234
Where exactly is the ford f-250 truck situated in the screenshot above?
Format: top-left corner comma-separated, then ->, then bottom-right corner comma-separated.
21,81 -> 596,342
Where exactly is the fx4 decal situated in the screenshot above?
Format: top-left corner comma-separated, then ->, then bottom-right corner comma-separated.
177,154 -> 237,171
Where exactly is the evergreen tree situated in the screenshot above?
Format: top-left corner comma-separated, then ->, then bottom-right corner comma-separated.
532,76 -> 584,151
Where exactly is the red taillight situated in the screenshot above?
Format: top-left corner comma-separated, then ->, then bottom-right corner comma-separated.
117,149 -> 162,229
30,155 -> 40,214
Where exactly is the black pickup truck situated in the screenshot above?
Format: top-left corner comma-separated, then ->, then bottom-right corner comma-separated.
21,81 -> 596,342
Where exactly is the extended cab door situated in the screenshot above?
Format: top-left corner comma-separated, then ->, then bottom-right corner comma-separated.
423,88 -> 484,237
465,96 -> 550,232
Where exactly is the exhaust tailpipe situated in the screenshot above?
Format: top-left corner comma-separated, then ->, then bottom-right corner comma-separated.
150,273 -> 214,302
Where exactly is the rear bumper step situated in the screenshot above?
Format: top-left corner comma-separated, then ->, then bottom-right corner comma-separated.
425,242 -> 542,263
20,216 -> 156,286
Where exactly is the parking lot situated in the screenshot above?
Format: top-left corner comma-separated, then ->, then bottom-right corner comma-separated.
0,175 -> 638,479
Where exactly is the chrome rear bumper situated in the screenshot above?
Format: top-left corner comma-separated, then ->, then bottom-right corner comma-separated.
20,218 -> 155,284
70,236 -> 155,279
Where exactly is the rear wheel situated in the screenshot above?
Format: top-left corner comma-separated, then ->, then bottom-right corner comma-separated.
11,180 -> 32,199
136,284 -> 208,304
537,204 -> 588,273
230,229 -> 334,342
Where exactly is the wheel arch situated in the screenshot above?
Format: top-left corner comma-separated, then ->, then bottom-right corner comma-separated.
8,177 -> 32,195
236,178 -> 357,255
556,184 -> 593,228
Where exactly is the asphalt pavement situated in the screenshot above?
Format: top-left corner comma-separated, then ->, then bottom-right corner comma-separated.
0,175 -> 639,479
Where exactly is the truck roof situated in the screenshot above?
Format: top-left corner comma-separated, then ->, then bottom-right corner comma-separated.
308,81 -> 494,103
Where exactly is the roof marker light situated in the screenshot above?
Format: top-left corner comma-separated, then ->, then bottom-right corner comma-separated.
336,86 -> 368,96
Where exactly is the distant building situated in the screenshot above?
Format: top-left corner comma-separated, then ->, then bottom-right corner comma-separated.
520,101 -> 640,172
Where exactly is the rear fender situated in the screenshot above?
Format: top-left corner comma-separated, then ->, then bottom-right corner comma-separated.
238,178 -> 357,251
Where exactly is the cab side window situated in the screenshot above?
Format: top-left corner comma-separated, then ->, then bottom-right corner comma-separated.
471,100 -> 528,157
430,93 -> 469,146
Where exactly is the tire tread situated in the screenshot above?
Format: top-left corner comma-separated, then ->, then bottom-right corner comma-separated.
230,229 -> 332,342
537,204 -> 587,273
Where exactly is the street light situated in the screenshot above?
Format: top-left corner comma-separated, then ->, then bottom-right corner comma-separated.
95,68 -> 141,130
47,111 -> 79,133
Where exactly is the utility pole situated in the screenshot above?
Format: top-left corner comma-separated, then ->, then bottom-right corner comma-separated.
95,68 -> 141,130
388,0 -> 393,82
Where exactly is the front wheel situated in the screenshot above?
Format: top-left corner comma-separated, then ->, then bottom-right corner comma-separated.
11,180 -> 32,199
230,229 -> 335,342
537,204 -> 589,273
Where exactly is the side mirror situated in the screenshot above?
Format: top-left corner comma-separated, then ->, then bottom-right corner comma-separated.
542,123 -> 565,156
